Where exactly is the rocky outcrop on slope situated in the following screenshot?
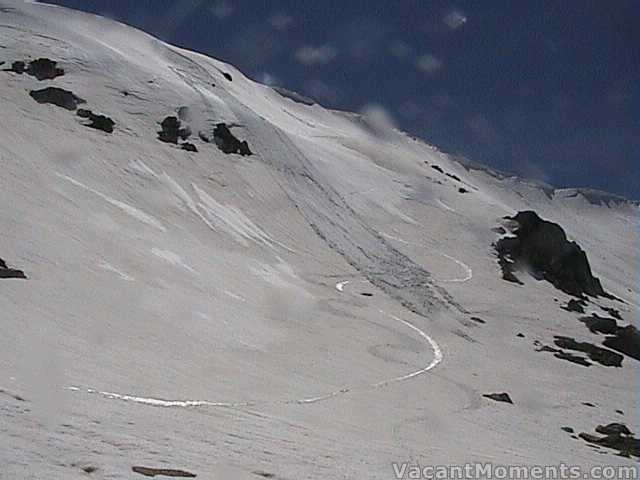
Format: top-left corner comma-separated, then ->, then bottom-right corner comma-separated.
554,336 -> 622,367
77,109 -> 115,133
579,424 -> 640,459
603,326 -> 640,362
5,58 -> 64,80
29,87 -> 85,110
483,392 -> 513,404
213,123 -> 252,155
158,116 -> 191,144
495,211 -> 606,297
0,257 -> 26,279
132,466 -> 196,478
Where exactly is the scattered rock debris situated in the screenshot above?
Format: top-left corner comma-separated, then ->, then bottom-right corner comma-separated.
562,298 -> 586,313
181,142 -> 198,152
0,257 -> 26,279
131,466 -> 196,478
29,87 -> 85,110
579,424 -> 639,459
554,336 -> 623,367
77,109 -> 115,133
213,123 -> 252,155
494,211 -> 607,297
483,392 -> 513,404
601,307 -> 622,320
580,314 -> 618,335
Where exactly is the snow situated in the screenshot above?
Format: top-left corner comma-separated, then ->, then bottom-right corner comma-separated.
0,1 -> 637,478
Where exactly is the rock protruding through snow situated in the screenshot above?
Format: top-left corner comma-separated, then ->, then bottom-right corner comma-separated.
5,58 -> 64,80
495,211 -> 606,298
213,123 -> 252,155
77,109 -> 115,133
0,257 -> 26,279
29,87 -> 85,110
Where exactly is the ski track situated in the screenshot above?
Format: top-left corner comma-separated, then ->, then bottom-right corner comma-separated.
67,308 -> 443,409
379,232 -> 473,283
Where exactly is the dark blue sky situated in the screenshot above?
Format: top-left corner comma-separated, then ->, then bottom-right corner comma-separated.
44,0 -> 639,199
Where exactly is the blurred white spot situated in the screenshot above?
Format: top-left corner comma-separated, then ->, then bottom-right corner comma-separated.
269,12 -> 293,31
210,0 -> 234,19
294,45 -> 338,66
443,9 -> 467,30
416,54 -> 443,75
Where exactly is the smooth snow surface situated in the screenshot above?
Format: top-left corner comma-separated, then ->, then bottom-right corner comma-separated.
0,1 -> 638,478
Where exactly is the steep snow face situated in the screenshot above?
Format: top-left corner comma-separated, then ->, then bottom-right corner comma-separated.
0,1 -> 638,478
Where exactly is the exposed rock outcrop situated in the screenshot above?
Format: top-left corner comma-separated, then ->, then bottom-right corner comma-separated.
158,116 -> 191,144
603,326 -> 640,362
132,467 -> 196,478
579,314 -> 618,335
213,123 -> 252,155
562,298 -> 586,313
29,87 -> 85,110
483,392 -> 513,404
6,58 -> 64,79
554,336 -> 623,367
181,142 -> 197,152
579,424 -> 639,459
0,257 -> 26,279
495,211 -> 606,297
77,109 -> 115,133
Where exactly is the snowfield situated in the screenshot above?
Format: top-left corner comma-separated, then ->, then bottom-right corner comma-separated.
0,1 -> 638,478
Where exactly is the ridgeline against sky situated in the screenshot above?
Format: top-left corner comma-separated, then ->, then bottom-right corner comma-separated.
45,0 -> 639,199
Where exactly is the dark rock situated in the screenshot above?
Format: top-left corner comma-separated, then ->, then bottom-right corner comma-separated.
616,409 -> 624,415
158,116 -> 190,144
446,173 -> 461,182
596,423 -> 632,436
176,106 -> 190,121
516,333 -> 525,338
601,307 -> 622,320
213,123 -> 252,156
458,187 -> 468,193
253,472 -> 275,479
562,427 -> 575,434
603,326 -> 640,362
77,109 -> 115,133
26,58 -> 64,80
8,60 -> 25,74
582,402 -> 596,407
82,466 -> 97,474
579,427 -> 640,459
431,165 -> 444,174
494,211 -> 606,297
483,392 -> 513,404
470,316 -> 485,324
491,226 -> 506,235
198,131 -> 211,143
181,142 -> 198,152
131,466 -> 196,478
359,292 -> 373,297
222,72 -> 233,81
0,257 -> 27,279
554,351 -> 592,367
29,87 -> 85,110
579,314 -> 618,335
554,336 -> 623,367
562,298 -> 586,313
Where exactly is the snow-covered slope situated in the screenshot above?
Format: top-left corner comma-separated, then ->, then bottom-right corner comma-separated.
0,1 -> 638,478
